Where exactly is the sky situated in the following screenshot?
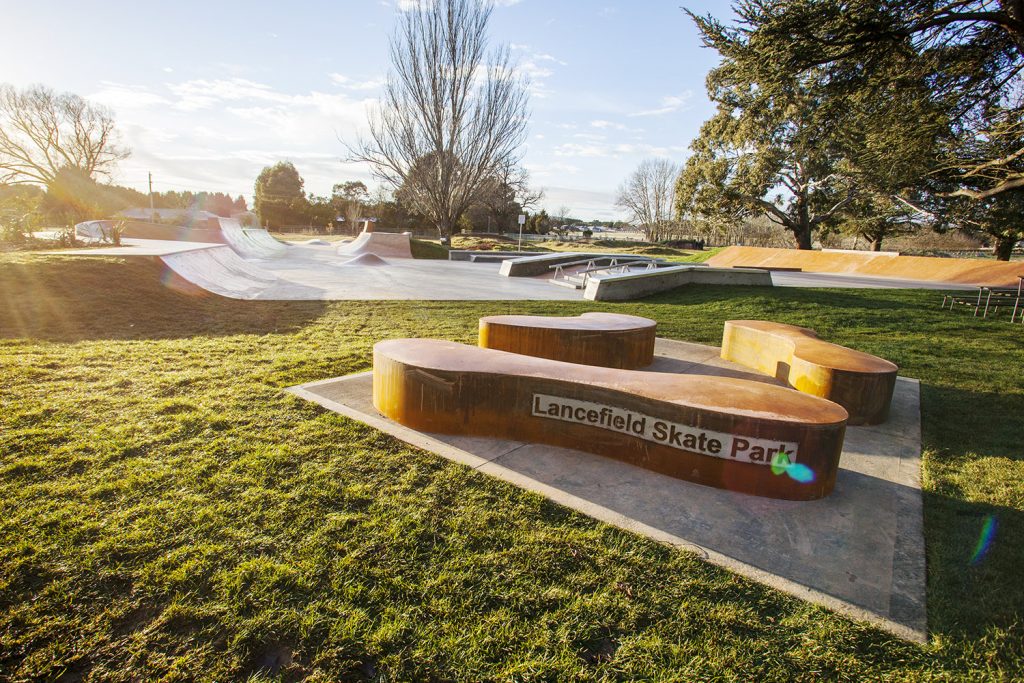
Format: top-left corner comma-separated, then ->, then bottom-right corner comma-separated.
0,1 -> 733,220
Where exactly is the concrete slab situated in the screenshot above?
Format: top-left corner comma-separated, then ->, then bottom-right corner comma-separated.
154,244 -> 585,301
287,340 -> 927,642
57,238 -> 217,256
584,265 -> 772,300
56,234 -> 973,299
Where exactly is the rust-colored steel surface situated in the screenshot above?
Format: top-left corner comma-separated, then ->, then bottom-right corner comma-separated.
478,312 -> 657,369
707,245 -> 1024,287
721,320 -> 898,426
373,339 -> 848,500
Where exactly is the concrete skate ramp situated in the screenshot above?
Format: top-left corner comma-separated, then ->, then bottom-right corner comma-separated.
337,231 -> 413,259
338,253 -> 389,267
708,246 -> 1024,287
219,218 -> 288,258
159,245 -> 320,299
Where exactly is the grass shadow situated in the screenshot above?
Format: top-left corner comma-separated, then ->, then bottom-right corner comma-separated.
917,383 -> 1024,653
0,255 -> 328,342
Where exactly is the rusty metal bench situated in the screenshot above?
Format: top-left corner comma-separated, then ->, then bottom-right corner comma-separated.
373,339 -> 848,500
721,320 -> 898,425
478,312 -> 657,369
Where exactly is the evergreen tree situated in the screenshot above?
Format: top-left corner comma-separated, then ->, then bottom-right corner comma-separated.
254,162 -> 306,228
687,1 -> 1024,256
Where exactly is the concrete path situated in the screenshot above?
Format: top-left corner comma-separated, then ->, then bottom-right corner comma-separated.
288,339 -> 927,642
59,237 -> 216,256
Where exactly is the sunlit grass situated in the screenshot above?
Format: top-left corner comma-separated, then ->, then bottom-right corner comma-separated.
0,253 -> 1021,680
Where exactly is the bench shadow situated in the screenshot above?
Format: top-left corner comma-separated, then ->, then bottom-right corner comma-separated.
0,256 -> 328,342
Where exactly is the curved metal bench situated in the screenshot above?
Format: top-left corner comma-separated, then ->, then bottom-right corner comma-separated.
374,339 -> 848,500
478,312 -> 657,369
721,320 -> 898,425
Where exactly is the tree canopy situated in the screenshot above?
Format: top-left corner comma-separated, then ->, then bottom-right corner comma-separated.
254,162 -> 306,228
617,158 -> 680,242
686,0 -> 1024,256
352,0 -> 530,237
0,84 -> 129,185
674,58 -> 859,249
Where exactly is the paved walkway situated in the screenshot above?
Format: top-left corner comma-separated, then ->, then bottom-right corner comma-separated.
289,338 -> 927,642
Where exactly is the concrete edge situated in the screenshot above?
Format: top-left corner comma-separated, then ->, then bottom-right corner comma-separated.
584,266 -> 773,301
284,372 -> 928,643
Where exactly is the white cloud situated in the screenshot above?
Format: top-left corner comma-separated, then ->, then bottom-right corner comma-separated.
91,82 -> 172,110
541,186 -> 622,221
630,91 -> 694,117
553,141 -> 687,159
509,43 -> 566,100
524,161 -> 580,179
330,73 -> 386,91
91,77 -> 377,199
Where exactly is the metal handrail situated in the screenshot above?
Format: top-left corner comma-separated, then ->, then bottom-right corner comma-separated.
552,257 -> 666,287
549,255 -> 654,271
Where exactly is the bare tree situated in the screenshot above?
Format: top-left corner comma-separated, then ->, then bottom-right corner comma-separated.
351,0 -> 529,238
615,158 -> 680,241
0,84 -> 129,185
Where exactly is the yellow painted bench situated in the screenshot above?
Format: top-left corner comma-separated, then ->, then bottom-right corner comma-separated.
721,321 -> 898,425
374,339 -> 848,500
478,312 -> 656,369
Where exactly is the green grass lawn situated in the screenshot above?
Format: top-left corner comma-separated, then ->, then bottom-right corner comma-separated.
0,254 -> 1021,681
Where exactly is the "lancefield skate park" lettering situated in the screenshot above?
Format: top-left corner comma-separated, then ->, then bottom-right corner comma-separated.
531,394 -> 799,465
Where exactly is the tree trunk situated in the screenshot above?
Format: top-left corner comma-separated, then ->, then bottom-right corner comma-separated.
870,237 -> 883,251
994,235 -> 1017,261
793,198 -> 812,249
792,223 -> 813,250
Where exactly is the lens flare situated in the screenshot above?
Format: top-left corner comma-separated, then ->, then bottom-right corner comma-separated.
970,515 -> 997,565
770,451 -> 815,484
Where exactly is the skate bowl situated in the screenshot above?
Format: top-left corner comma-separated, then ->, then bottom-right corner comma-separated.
707,246 -> 1024,287
721,320 -> 898,425
478,312 -> 657,369
337,231 -> 413,259
373,338 -> 848,500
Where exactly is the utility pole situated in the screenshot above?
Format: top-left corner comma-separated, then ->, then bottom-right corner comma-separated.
148,172 -> 155,220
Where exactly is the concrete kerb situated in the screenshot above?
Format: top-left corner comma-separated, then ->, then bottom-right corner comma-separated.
449,250 -> 546,262
499,252 -> 590,277
583,265 -> 773,301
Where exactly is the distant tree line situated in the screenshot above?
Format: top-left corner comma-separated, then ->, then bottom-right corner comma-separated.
251,159 -> 546,235
150,191 -> 247,217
